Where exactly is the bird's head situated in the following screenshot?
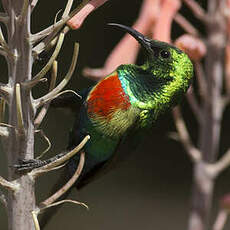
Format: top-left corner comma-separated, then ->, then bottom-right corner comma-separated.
109,23 -> 193,97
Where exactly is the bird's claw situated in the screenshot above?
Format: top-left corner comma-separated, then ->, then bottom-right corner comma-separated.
13,159 -> 44,172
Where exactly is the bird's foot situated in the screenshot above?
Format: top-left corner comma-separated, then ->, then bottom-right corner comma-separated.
13,159 -> 45,172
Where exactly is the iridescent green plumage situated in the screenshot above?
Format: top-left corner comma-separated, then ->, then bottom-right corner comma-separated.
15,24 -> 193,190
67,25 -> 193,188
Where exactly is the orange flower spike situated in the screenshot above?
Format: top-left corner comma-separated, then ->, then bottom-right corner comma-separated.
83,27 -> 143,80
135,0 -> 161,30
153,0 -> 181,43
84,0 -> 160,80
175,34 -> 206,61
67,0 -> 109,30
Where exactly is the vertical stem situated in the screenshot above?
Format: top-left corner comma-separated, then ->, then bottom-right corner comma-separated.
200,0 -> 225,163
188,1 -> 226,230
5,1 -> 36,230
188,164 -> 214,230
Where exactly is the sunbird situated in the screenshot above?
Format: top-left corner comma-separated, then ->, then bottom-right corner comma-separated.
16,24 -> 193,189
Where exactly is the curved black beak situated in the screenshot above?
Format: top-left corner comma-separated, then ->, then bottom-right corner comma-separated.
108,23 -> 153,56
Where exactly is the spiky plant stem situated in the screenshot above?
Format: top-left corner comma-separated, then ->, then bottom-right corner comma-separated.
4,2 -> 36,230
188,1 -> 226,230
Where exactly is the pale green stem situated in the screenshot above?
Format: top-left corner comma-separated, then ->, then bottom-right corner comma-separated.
34,43 -> 79,108
24,33 -> 65,89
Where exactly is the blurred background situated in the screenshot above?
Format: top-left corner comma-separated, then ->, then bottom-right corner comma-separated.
0,0 -> 230,229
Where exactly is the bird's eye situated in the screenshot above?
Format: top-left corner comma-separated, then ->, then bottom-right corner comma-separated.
160,50 -> 170,59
